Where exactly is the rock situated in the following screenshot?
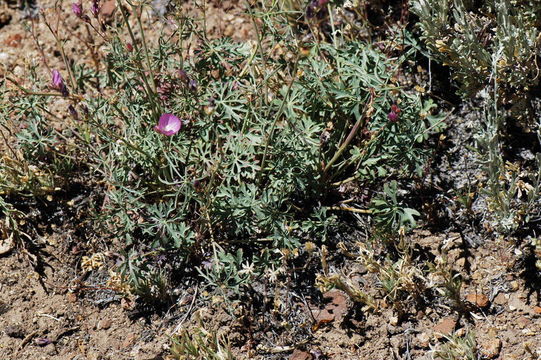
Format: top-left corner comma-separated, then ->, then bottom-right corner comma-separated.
480,338 -> 502,359
455,257 -> 466,269
3,33 -> 22,48
290,350 -> 312,360
516,316 -> 531,329
67,293 -> 78,303
98,319 -> 113,330
0,235 -> 14,255
45,342 -> 57,355
465,293 -> 490,308
311,289 -> 351,329
433,317 -> 456,339
533,306 -> 541,314
122,334 -> 137,348
4,324 -> 24,338
416,332 -> 430,348
100,0 -> 116,17
507,294 -> 527,312
509,280 -> 519,291
493,293 -> 507,305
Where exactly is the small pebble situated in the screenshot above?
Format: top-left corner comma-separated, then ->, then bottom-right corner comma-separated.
98,319 -> 113,330
480,338 -> 502,359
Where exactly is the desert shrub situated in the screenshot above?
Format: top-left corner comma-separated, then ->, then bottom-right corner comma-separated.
411,0 -> 541,234
411,0 -> 540,115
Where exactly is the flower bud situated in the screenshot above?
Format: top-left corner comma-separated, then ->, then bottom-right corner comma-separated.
388,111 -> 399,122
68,104 -> 79,120
188,79 -> 198,92
90,0 -> 100,17
72,2 -> 83,17
51,69 -> 69,97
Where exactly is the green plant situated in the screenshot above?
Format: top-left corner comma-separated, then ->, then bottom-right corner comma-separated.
170,322 -> 235,360
432,331 -> 477,360
428,255 -> 463,309
412,0 -> 541,234
1,0 -> 444,303
370,181 -> 421,232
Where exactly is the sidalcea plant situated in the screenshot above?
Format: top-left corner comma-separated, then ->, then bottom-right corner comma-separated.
2,0 -> 444,302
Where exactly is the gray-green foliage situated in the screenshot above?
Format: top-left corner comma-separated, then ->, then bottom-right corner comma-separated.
432,331 -> 477,360
412,0 -> 541,234
411,0 -> 540,107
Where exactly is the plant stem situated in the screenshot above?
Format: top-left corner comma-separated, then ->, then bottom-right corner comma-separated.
257,57 -> 300,186
322,89 -> 375,179
118,1 -> 160,118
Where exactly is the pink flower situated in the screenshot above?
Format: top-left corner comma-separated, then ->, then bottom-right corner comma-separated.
388,111 -> 399,122
51,69 -> 69,96
72,3 -> 83,17
154,113 -> 181,136
51,69 -> 64,89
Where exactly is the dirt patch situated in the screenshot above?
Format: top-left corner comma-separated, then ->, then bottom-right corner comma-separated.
0,245 -> 166,359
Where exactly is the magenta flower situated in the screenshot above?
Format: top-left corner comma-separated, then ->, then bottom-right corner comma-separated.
72,2 -> 83,17
388,104 -> 401,123
154,113 -> 181,136
178,69 -> 188,82
51,69 -> 64,89
388,111 -> 399,122
51,69 -> 69,96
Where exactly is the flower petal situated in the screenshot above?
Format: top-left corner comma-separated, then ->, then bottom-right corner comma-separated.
156,113 -> 181,136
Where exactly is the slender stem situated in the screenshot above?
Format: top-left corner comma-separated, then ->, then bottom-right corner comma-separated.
322,89 -> 375,178
136,6 -> 157,93
118,1 -> 159,117
30,20 -> 50,72
0,125 -> 19,161
327,206 -> 372,214
43,20 -> 77,91
327,3 -> 338,48
257,57 -> 300,185
87,106 -> 156,165
6,76 -> 83,101
245,2 -> 269,108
